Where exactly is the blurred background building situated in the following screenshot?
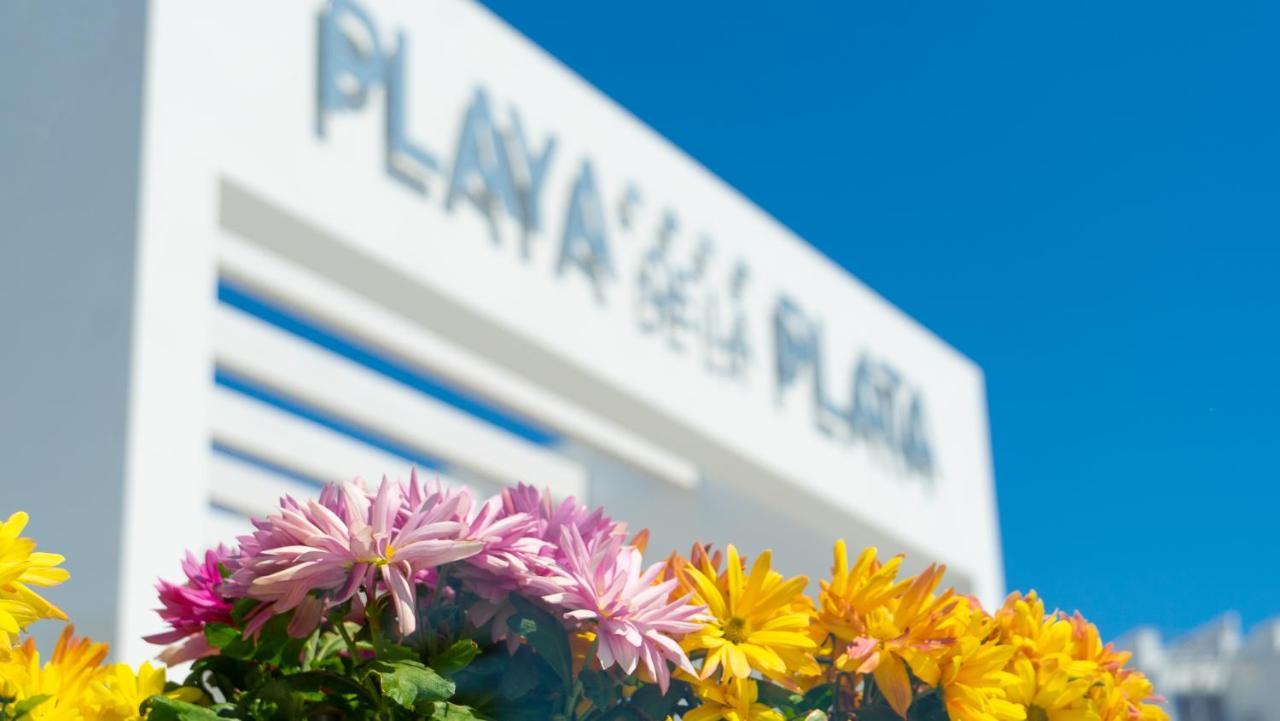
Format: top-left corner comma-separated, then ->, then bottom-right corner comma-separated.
1,1 -> 1002,662
1119,615 -> 1280,721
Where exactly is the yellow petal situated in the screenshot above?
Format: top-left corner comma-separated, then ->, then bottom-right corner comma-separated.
873,653 -> 914,719
727,644 -> 752,679
726,545 -> 744,616
686,566 -> 728,619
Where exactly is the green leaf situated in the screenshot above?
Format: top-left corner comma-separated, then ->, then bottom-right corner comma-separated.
203,623 -> 240,650
505,595 -> 572,686
372,659 -> 456,708
431,701 -> 486,721
907,689 -> 948,721
375,642 -> 421,662
433,639 -> 480,676
579,667 -> 618,710
497,656 -> 540,700
12,694 -> 52,719
144,696 -> 226,721
276,671 -> 376,700
756,680 -> 805,709
228,597 -> 259,625
628,683 -> 685,720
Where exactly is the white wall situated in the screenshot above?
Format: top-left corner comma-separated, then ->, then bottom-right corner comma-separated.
0,0 -> 149,652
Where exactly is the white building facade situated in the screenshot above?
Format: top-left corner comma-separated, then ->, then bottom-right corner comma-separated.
1,1 -> 1003,662
1120,615 -> 1280,721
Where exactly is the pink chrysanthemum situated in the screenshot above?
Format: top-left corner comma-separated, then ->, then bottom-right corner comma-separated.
501,483 -> 626,557
454,493 -> 553,599
543,525 -> 705,692
225,476 -> 484,637
145,546 -> 235,664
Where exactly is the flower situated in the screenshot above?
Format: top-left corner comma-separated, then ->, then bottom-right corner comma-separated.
0,625 -> 198,721
501,483 -> 627,553
93,660 -> 203,721
543,525 -> 704,692
817,541 -> 907,646
833,562 -> 965,716
0,626 -> 108,718
681,544 -> 818,686
994,593 -> 1169,721
144,545 -> 235,664
937,604 -> 1025,721
226,476 -> 484,637
0,511 -> 70,648
452,491 -> 554,601
684,678 -> 785,721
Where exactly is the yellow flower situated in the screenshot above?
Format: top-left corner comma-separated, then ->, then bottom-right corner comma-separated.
681,545 -> 818,686
93,661 -> 202,721
817,541 -> 907,646
937,607 -> 1025,721
0,625 -> 109,720
0,511 -> 70,648
996,593 -> 1084,670
993,593 -> 1168,721
1004,656 -> 1100,721
1090,669 -> 1168,721
684,678 -> 785,721
0,625 -> 200,721
1065,612 -> 1132,676
661,543 -> 723,601
822,544 -> 967,718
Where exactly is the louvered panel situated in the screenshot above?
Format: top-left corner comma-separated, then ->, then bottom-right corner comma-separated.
212,303 -> 587,500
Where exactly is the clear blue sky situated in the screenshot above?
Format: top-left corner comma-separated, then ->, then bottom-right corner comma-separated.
479,0 -> 1280,641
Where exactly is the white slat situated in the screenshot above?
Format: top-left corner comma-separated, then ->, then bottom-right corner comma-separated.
217,233 -> 699,489
212,304 -> 587,500
210,385 -> 475,495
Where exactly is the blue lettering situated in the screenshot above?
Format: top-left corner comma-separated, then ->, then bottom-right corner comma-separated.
557,160 -> 613,302
447,89 -> 520,243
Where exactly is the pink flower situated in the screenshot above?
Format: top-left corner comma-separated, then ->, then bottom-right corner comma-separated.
543,526 -> 705,692
225,476 -> 484,637
145,546 -> 235,664
501,483 -> 626,557
454,493 -> 553,600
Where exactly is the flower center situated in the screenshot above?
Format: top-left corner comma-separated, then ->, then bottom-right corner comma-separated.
369,545 -> 396,567
724,616 -> 750,644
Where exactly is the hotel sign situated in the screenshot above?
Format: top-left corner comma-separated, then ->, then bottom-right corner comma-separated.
316,0 -> 935,480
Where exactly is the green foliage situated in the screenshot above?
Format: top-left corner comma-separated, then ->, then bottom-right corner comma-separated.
159,573 -> 954,721
371,659 -> 455,708
146,697 -> 227,721
506,595 -> 573,687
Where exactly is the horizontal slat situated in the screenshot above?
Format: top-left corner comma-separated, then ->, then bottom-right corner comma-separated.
213,304 -> 587,500
210,385 -> 475,493
217,232 -> 699,489
209,437 -> 476,520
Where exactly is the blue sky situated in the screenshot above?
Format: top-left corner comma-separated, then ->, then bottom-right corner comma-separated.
479,0 -> 1280,640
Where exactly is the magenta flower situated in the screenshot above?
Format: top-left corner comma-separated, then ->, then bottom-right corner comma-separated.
543,526 -> 705,692
145,546 -> 235,664
225,477 -> 484,637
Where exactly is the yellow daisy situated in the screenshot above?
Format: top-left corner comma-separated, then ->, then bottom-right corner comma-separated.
0,625 -> 109,720
93,661 -> 203,721
0,511 -> 70,648
684,678 -> 785,721
938,607 -> 1025,721
681,545 -> 818,685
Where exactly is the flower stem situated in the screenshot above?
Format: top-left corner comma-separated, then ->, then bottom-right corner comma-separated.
336,619 -> 360,664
